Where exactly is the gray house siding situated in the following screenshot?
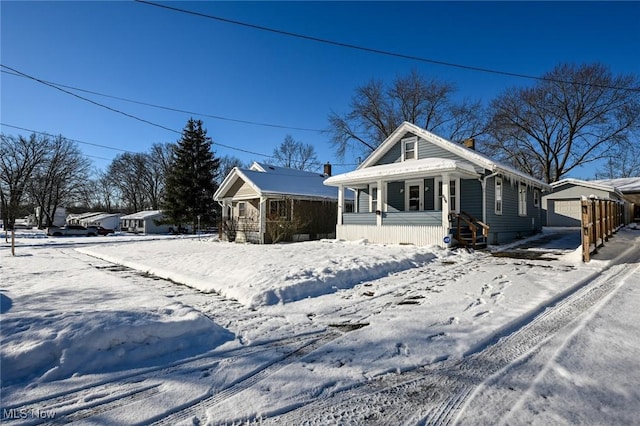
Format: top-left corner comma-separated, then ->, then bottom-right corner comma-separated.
459,179 -> 483,219
485,176 -> 542,244
375,132 -> 471,166
377,142 -> 402,165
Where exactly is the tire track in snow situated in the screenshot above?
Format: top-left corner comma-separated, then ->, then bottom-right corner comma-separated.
263,254 -> 640,425
3,249 -> 342,425
148,330 -> 343,426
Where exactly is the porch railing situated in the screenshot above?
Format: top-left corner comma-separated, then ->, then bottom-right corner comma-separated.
450,211 -> 490,249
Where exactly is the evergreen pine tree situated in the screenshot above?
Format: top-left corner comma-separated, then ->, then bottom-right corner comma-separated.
164,118 -> 220,232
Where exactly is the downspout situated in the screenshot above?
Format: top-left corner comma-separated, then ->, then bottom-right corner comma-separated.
480,171 -> 500,224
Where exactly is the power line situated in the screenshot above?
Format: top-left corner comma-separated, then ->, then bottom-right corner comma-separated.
1,65 -> 292,161
134,0 -> 640,93
1,123 -> 359,168
1,64 -> 181,135
1,64 -> 358,167
1,123 -> 133,154
1,69 -> 327,133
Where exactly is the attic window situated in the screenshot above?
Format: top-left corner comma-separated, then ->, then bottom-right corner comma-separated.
402,136 -> 418,161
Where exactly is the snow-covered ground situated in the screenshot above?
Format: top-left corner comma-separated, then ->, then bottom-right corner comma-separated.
1,226 -> 639,424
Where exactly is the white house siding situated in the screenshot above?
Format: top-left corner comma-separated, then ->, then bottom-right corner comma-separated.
336,224 -> 450,247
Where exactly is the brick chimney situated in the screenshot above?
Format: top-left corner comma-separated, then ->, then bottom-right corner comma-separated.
323,162 -> 332,177
463,138 -> 475,150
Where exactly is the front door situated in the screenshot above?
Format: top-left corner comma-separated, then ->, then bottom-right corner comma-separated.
405,180 -> 424,211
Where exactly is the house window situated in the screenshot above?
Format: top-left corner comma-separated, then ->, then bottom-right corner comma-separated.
369,185 -> 378,212
238,202 -> 246,217
269,200 -> 289,219
495,177 -> 503,215
534,189 -> 540,208
402,137 -> 418,161
519,183 -> 527,216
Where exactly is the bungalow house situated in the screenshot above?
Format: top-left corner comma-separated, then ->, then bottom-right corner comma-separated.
120,210 -> 173,234
214,162 -> 346,244
542,179 -> 627,227
324,122 -> 551,248
84,213 -> 122,231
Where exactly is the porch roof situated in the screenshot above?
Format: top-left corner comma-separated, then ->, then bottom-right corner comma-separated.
323,157 -> 479,187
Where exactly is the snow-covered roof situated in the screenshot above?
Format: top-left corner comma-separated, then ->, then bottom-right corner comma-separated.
215,162 -> 341,201
324,158 -> 479,187
86,212 -> 122,221
67,211 -> 104,220
551,178 -> 623,196
591,177 -> 640,193
119,210 -> 164,220
354,122 -> 550,190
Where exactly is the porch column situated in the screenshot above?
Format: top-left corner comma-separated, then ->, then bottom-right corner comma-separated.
441,173 -> 450,230
376,179 -> 383,226
259,197 -> 267,244
337,185 -> 344,225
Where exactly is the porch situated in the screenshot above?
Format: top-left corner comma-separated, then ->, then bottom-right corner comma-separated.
326,158 -> 487,248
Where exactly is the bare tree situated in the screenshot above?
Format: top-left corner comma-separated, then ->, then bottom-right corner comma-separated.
595,139 -> 640,179
272,135 -> 319,171
0,133 -> 49,248
328,69 -> 485,159
108,152 -> 150,212
485,63 -> 640,183
28,135 -> 91,228
217,155 -> 245,184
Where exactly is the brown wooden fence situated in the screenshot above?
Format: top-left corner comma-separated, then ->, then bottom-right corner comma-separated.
581,198 -> 625,262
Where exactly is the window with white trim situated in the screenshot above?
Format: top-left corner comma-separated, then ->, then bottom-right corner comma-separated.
402,137 -> 418,161
238,202 -> 246,217
269,199 -> 289,219
369,185 -> 378,212
495,177 -> 503,215
518,183 -> 527,216
534,189 -> 540,208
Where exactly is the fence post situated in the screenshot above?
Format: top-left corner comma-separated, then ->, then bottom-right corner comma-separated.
582,199 -> 591,262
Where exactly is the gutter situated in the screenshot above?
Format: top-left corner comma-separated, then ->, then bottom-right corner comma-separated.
480,171 -> 500,224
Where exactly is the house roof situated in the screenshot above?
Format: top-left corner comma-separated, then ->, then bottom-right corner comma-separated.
214,161 -> 341,201
67,211 -> 104,220
119,210 -> 164,220
591,177 -> 640,193
351,122 -> 550,190
324,157 -> 479,186
551,178 -> 623,197
86,213 -> 122,222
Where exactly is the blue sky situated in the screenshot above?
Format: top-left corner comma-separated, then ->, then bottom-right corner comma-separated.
2,1 -> 639,178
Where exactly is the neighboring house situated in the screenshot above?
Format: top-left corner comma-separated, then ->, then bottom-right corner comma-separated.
214,162 -> 346,244
324,121 -> 551,248
67,211 -> 103,226
35,206 -> 66,227
120,210 -> 172,234
542,179 -> 627,227
84,213 -> 122,231
592,177 -> 640,223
